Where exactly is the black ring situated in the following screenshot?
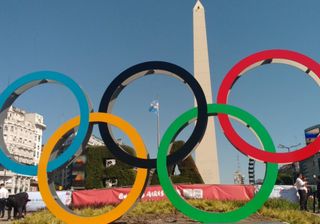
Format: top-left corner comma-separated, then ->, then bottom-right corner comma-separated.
98,61 -> 208,168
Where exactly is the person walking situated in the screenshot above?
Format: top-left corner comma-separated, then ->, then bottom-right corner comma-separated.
295,173 -> 308,211
0,183 -> 9,218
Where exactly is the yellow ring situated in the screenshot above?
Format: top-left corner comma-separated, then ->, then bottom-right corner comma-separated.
38,112 -> 148,224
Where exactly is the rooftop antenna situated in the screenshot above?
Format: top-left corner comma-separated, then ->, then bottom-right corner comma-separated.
237,154 -> 241,171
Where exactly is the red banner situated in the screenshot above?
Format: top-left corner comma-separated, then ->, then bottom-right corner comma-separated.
72,184 -> 255,208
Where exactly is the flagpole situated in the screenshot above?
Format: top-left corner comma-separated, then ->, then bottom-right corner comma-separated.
149,98 -> 160,148
156,98 -> 160,149
147,98 -> 160,185
157,105 -> 160,148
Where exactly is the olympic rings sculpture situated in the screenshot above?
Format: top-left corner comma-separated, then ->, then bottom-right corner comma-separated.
0,49 -> 317,223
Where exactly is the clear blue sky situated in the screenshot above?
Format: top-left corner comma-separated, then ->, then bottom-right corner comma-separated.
1,0 -> 320,184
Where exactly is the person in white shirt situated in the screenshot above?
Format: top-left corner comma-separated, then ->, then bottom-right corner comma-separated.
295,173 -> 308,211
0,183 -> 8,217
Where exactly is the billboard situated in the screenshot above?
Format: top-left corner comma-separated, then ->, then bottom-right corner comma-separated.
304,124 -> 320,145
27,191 -> 72,212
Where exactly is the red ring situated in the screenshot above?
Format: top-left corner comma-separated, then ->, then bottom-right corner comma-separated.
217,49 -> 320,163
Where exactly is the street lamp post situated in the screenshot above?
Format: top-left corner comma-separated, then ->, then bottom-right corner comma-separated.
278,143 -> 301,184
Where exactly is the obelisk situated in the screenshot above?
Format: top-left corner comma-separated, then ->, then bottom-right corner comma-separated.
193,0 -> 220,184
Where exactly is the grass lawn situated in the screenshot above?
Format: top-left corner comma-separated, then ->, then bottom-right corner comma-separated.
13,199 -> 320,224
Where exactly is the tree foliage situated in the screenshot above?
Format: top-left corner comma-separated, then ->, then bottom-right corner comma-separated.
276,164 -> 296,185
276,173 -> 294,185
150,141 -> 203,185
85,145 -> 136,189
85,141 -> 204,189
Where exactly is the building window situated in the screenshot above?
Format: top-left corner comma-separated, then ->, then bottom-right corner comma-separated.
4,125 -> 8,131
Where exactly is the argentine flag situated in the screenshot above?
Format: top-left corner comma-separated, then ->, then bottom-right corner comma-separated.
149,100 -> 159,114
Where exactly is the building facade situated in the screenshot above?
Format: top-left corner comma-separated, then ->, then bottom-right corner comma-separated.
233,171 -> 245,185
52,135 -> 105,190
88,135 -> 105,147
299,124 -> 320,184
0,106 -> 46,193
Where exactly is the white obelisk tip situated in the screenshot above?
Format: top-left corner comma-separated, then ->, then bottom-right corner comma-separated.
194,0 -> 204,10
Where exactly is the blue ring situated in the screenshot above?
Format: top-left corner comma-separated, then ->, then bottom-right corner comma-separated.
0,71 -> 90,176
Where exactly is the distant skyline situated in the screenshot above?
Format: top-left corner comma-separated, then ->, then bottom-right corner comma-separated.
0,0 -> 320,183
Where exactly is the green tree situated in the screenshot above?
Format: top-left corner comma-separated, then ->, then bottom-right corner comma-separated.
276,173 -> 294,185
276,164 -> 296,185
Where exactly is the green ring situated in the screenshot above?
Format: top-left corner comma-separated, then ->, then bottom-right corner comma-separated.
157,104 -> 278,223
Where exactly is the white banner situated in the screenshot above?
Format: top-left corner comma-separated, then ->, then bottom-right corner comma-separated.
26,191 -> 72,212
255,185 -> 299,202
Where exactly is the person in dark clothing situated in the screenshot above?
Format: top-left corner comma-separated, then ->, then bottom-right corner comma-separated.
0,198 -> 6,218
316,175 -> 320,213
0,183 -> 9,218
6,192 -> 29,220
